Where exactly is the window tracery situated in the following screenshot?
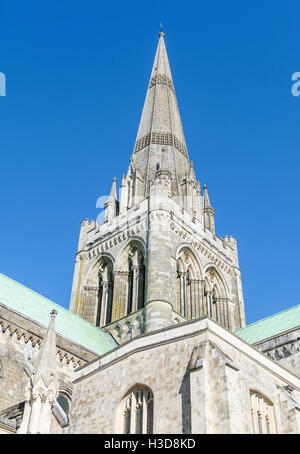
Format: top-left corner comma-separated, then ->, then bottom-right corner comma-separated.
121,387 -> 153,434
250,391 -> 277,434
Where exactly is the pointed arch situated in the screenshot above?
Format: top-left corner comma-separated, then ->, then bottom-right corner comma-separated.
114,238 -> 146,271
111,324 -> 122,343
176,246 -> 202,320
250,390 -> 277,434
203,264 -> 228,296
112,239 -> 146,322
124,320 -> 133,342
175,243 -> 203,279
96,256 -> 114,326
203,266 -> 230,329
132,315 -> 143,337
80,254 -> 115,327
117,384 -> 154,434
56,386 -> 72,420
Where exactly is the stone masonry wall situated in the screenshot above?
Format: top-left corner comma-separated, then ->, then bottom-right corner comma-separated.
255,328 -> 300,378
69,321 -> 300,434
0,304 -> 96,415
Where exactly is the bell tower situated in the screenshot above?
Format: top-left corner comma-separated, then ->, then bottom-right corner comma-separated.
69,30 -> 246,344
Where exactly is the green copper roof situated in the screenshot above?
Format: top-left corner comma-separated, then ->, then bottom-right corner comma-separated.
235,304 -> 300,344
0,273 -> 117,356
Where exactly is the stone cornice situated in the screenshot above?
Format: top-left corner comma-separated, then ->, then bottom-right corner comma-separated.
80,217 -> 148,262
80,210 -> 237,279
0,415 -> 16,433
0,304 -> 95,366
0,318 -> 84,370
170,219 -> 234,275
74,317 -> 300,390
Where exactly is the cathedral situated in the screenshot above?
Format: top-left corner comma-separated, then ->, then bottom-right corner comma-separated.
0,31 -> 300,435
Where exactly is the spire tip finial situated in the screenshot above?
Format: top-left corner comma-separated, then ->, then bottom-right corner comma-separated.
159,23 -> 165,37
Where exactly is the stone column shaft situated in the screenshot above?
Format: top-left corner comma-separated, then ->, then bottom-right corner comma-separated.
145,169 -> 173,332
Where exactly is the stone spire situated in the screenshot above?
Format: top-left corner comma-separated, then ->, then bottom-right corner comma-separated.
19,310 -> 58,434
109,177 -> 117,200
203,184 -> 211,207
131,29 -> 190,198
33,309 -> 58,388
105,177 -> 119,222
203,184 -> 215,233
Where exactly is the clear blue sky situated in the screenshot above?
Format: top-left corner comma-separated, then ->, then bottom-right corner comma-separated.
1,1 -> 299,325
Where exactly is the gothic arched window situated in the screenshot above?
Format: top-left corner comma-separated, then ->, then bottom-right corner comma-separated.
121,387 -> 153,434
57,393 -> 70,417
126,246 -> 145,315
203,268 -> 230,329
96,258 -> 114,327
250,391 -> 277,434
176,249 -> 201,320
113,242 -> 146,322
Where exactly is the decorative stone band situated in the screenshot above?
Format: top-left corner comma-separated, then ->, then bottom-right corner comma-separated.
265,339 -> 300,362
83,286 -> 99,292
148,73 -> 175,94
113,270 -> 130,277
170,221 -> 233,276
134,132 -> 151,152
0,415 -> 16,432
177,272 -> 202,282
134,131 -> 188,157
0,319 -> 84,369
84,218 -> 148,261
104,308 -> 145,344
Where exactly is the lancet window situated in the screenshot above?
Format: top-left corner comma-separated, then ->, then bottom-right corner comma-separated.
203,267 -> 230,329
250,391 -> 277,434
176,249 -> 201,319
121,387 -> 153,434
96,257 -> 114,327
